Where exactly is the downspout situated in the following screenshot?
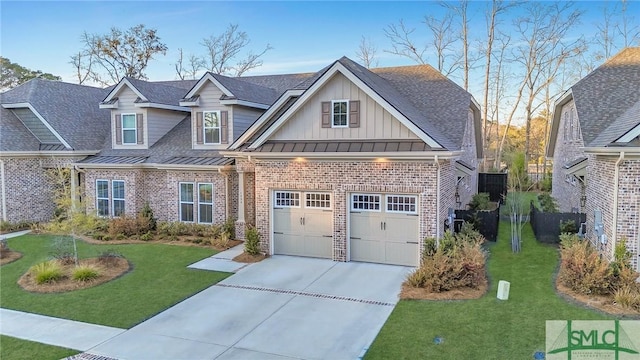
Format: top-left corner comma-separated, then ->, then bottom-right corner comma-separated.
435,155 -> 441,243
72,165 -> 86,213
611,152 -> 625,258
218,168 -> 230,219
1,160 -> 6,222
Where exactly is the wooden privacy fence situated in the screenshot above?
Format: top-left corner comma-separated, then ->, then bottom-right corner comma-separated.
478,173 -> 508,204
454,208 -> 500,242
529,202 -> 586,244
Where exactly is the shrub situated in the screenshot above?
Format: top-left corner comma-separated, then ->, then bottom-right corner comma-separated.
45,213 -> 108,236
539,173 -> 552,192
211,232 -> 231,249
469,193 -> 491,211
222,218 -> 236,239
29,261 -> 64,284
559,220 -> 577,234
244,226 -> 261,256
410,229 -> 487,292
558,238 -> 612,295
72,265 -> 100,282
0,220 -> 33,233
49,237 -> 77,265
140,231 -> 153,241
108,216 -> 154,237
140,202 -> 157,231
97,249 -> 123,267
538,193 -> 559,213
614,286 -> 640,310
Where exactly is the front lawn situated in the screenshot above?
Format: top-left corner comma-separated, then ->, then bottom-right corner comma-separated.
0,335 -> 78,360
0,235 -> 229,328
365,222 -> 612,359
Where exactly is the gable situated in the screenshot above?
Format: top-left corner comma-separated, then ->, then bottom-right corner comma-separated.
115,86 -> 142,113
197,81 -> 226,109
269,73 -> 419,141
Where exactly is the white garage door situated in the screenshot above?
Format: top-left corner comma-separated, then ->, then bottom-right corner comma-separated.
273,191 -> 333,259
350,193 -> 419,266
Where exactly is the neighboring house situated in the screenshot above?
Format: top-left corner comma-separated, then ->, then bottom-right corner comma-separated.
548,47 -> 640,271
226,57 -> 482,266
0,79 -> 110,223
0,57 -> 481,268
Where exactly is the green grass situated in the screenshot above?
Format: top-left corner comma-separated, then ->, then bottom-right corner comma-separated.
0,235 -> 230,328
365,221 -> 613,359
0,335 -> 78,360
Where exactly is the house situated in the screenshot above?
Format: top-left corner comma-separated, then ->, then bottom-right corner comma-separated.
1,57 -> 481,267
547,47 -> 640,272
225,57 -> 482,266
0,79 -> 110,223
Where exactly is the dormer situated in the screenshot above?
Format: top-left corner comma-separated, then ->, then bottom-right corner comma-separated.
100,78 -> 190,150
180,73 -> 278,150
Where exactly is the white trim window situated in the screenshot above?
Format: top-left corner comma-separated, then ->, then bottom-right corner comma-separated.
331,100 -> 349,128
203,111 -> 221,144
351,194 -> 381,212
179,182 -> 195,222
121,113 -> 137,144
96,180 -> 110,217
305,193 -> 331,209
274,191 -> 301,208
112,180 -> 126,217
386,195 -> 417,214
198,183 -> 213,224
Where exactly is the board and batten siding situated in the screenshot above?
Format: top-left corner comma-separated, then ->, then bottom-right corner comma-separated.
233,106 -> 263,141
271,73 -> 420,141
191,81 -> 233,150
112,86 -> 147,150
146,108 -> 187,146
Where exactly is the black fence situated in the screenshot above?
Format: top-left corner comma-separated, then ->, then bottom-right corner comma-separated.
529,203 -> 586,244
478,173 -> 508,204
454,208 -> 500,242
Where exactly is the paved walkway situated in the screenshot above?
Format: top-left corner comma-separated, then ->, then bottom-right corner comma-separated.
188,244 -> 251,272
0,229 -> 31,239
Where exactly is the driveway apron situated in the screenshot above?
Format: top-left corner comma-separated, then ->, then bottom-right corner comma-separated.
88,256 -> 411,360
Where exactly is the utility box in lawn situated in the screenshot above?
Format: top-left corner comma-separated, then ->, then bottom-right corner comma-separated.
497,280 -> 510,300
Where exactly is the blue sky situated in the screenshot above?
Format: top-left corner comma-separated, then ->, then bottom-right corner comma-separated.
1,1 -> 638,89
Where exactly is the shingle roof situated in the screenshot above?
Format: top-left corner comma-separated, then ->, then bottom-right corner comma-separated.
123,78 -> 194,107
0,107 -> 41,151
571,47 -> 640,147
1,78 -> 110,151
209,73 -> 280,105
240,73 -> 316,94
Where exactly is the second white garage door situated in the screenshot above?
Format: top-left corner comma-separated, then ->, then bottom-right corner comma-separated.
273,191 -> 333,259
350,193 -> 419,266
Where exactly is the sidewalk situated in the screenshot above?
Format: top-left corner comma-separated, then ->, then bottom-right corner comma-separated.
0,229 -> 32,239
0,308 -> 125,352
188,243 -> 251,272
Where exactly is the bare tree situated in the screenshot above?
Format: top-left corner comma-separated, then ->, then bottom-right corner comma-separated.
384,20 -> 428,65
356,36 -> 378,68
618,0 -> 640,47
174,48 -> 205,80
490,35 -> 511,169
71,24 -> 168,86
443,1 -> 471,90
200,24 -> 272,76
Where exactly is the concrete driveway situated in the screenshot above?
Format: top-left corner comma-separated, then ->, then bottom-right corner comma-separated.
89,256 -> 411,360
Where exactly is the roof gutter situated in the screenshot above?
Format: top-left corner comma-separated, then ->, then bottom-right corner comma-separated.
0,151 -> 99,158
611,152 -> 625,259
74,162 -> 235,171
219,151 -> 462,161
583,147 -> 640,156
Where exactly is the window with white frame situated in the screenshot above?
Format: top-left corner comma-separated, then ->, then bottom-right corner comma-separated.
96,180 -> 109,217
386,195 -> 417,214
179,182 -> 195,222
305,193 -> 331,209
198,183 -> 213,224
112,180 -> 126,217
203,111 -> 221,144
351,194 -> 381,211
121,114 -> 137,144
332,100 -> 349,127
274,191 -> 301,207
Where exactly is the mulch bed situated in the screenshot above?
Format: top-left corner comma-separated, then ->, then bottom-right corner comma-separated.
400,279 -> 489,300
233,252 -> 268,263
555,279 -> 640,318
0,251 -> 23,266
78,235 -> 242,252
18,258 -> 130,293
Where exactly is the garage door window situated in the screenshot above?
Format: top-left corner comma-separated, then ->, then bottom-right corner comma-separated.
351,194 -> 381,211
275,191 -> 301,207
306,193 -> 331,209
386,195 -> 417,214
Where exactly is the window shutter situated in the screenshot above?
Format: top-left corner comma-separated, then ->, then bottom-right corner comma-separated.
349,100 -> 360,128
321,101 -> 331,128
196,112 -> 203,144
115,114 -> 122,145
136,113 -> 144,144
220,111 -> 229,144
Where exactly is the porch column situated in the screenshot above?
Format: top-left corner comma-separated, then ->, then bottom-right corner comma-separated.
235,170 -> 246,240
